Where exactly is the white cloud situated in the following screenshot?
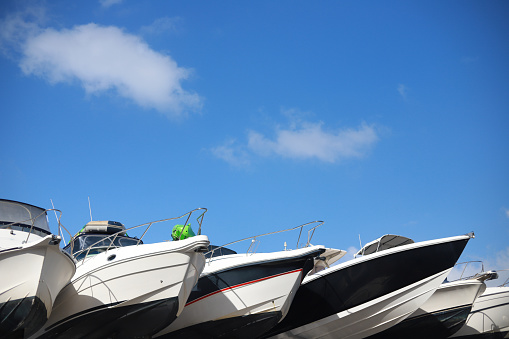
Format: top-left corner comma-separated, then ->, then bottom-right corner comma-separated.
99,0 -> 122,8
504,207 -> 509,218
247,120 -> 379,163
1,10 -> 201,117
0,6 -> 46,58
397,84 -> 408,99
210,139 -> 250,167
211,110 -> 380,166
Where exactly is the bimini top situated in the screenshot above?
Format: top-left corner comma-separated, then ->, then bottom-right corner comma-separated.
0,198 -> 50,233
355,234 -> 414,257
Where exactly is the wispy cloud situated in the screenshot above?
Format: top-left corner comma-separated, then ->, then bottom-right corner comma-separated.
397,84 -> 408,100
503,207 -> 509,218
140,17 -> 182,36
210,139 -> 250,167
495,247 -> 509,269
99,0 -> 123,8
0,6 -> 46,58
248,121 -> 378,163
0,9 -> 201,117
212,109 -> 380,166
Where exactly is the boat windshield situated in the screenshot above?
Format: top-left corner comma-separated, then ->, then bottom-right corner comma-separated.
64,234 -> 141,260
205,245 -> 238,258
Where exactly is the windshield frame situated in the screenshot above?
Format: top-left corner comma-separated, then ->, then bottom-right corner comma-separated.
64,233 -> 142,260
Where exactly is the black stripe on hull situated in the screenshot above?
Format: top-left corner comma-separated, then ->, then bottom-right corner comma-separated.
263,237 -> 470,337
186,248 -> 324,305
158,311 -> 283,339
36,296 -> 179,339
469,301 -> 509,314
366,305 -> 472,339
0,296 -> 47,339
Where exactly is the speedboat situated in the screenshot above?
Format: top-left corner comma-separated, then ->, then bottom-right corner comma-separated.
450,277 -> 509,338
0,199 -> 76,338
31,208 -> 210,339
154,221 -> 337,339
263,233 -> 474,339
365,269 -> 497,339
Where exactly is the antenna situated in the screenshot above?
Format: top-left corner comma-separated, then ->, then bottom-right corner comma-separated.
50,199 -> 66,246
88,196 -> 93,221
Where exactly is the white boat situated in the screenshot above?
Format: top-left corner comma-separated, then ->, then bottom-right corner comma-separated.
0,199 -> 76,338
366,269 -> 497,339
31,208 -> 210,339
264,233 -> 474,339
449,281 -> 509,338
154,221 -> 339,339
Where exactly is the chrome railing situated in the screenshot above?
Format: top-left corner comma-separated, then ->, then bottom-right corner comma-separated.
450,261 -> 501,283
205,220 -> 324,261
0,200 -> 72,245
453,261 -> 486,280
69,207 -> 207,261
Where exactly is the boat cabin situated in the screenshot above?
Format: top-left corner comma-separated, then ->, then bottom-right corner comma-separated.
64,220 -> 142,260
0,199 -> 52,237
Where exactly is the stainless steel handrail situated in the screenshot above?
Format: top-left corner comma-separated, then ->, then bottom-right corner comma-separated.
70,207 -> 207,260
495,268 -> 509,287
206,220 -> 324,260
453,260 -> 486,280
0,201 -> 70,245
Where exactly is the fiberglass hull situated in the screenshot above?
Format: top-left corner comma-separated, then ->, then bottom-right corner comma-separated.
31,235 -> 209,339
450,286 -> 509,339
264,234 -> 472,339
154,246 -> 326,339
366,276 -> 486,339
0,231 -> 75,338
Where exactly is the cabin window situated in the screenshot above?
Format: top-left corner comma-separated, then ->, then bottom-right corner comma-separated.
64,234 -> 140,260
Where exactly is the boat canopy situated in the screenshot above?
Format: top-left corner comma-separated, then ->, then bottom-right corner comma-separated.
0,199 -> 50,233
355,234 -> 414,257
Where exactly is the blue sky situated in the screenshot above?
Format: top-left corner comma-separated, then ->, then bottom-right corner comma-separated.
1,1 -> 508,284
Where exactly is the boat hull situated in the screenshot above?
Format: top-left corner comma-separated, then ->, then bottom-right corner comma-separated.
366,278 -> 486,339
0,232 -> 75,338
264,234 -> 471,339
32,235 -> 208,339
163,311 -> 282,339
155,246 -> 325,339
450,286 -> 509,339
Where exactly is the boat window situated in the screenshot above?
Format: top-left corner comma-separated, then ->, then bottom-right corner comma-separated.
63,234 -> 141,260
